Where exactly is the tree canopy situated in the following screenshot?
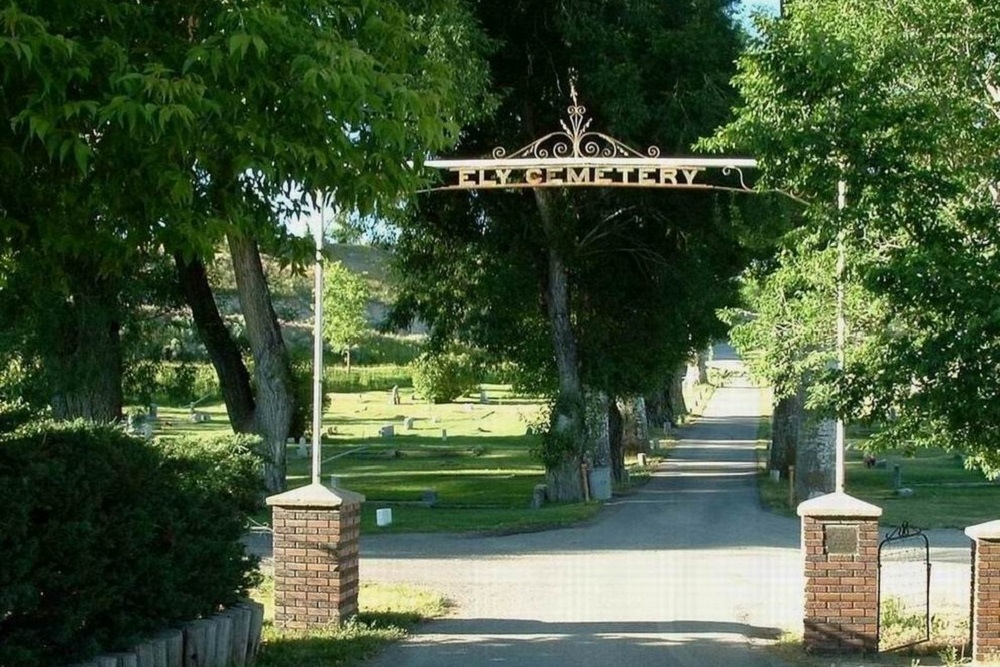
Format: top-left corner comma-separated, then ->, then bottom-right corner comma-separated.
389,0 -> 756,497
710,0 -> 1000,473
0,0 -> 489,489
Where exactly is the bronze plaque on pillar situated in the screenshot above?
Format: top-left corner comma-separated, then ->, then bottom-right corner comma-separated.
825,525 -> 858,555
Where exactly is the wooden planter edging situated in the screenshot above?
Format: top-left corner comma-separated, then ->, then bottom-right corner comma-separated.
63,600 -> 265,667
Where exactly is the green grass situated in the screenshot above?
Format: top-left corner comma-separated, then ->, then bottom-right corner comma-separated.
150,383 -> 609,534
845,446 -> 1000,529
754,412 -> 1000,528
253,577 -> 447,667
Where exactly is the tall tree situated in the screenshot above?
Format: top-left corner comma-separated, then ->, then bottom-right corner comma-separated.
710,0 -> 1000,474
322,260 -> 371,373
391,0 -> 751,499
0,0 -> 489,490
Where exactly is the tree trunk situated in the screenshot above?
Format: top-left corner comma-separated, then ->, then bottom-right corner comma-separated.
667,367 -> 687,425
174,253 -> 256,433
769,386 -> 803,478
644,383 -> 670,431
586,391 -> 611,468
48,269 -> 123,423
617,396 -> 651,454
794,412 -> 837,503
535,189 -> 586,502
346,348 -> 352,374
228,233 -> 296,493
608,399 -> 625,483
696,349 -> 711,385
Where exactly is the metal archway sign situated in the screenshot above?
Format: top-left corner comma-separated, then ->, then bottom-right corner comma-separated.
420,89 -> 756,193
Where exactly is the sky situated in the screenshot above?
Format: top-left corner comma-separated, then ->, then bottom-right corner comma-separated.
738,0 -> 781,24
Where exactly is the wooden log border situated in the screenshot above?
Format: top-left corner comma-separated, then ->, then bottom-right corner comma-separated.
61,601 -> 265,667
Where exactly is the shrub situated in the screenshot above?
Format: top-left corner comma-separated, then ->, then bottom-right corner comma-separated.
324,364 -> 413,393
0,424 -> 262,666
288,361 -> 330,439
153,362 -> 220,406
409,350 -> 480,404
0,398 -> 39,434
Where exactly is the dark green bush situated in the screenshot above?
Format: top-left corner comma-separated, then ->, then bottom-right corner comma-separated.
0,398 -> 39,434
152,362 -> 220,406
410,350 -> 480,404
0,424 -> 262,667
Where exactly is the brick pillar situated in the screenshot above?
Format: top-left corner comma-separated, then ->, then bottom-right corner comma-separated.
266,483 -> 365,630
798,492 -> 883,653
965,520 -> 1000,663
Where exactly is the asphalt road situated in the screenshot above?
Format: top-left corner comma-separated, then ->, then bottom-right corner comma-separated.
360,363 -> 804,667
238,345 -> 972,664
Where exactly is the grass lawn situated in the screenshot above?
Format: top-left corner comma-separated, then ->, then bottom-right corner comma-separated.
148,383 -> 617,533
756,434 -> 1000,530
252,576 -> 448,667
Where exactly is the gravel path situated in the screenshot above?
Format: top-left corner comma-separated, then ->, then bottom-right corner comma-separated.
360,357 -> 803,667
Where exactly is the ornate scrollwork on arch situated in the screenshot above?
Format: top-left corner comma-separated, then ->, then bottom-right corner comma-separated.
491,86 -> 661,162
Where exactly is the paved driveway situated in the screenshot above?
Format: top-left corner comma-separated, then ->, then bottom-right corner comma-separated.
361,371 -> 804,666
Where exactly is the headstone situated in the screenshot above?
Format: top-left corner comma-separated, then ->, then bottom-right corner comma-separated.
141,423 -> 153,439
897,487 -> 914,497
403,417 -> 415,430
636,453 -> 648,467
327,475 -> 339,488
531,484 -> 547,509
892,464 -> 902,490
421,489 -> 438,507
390,385 -> 400,405
441,428 -> 447,441
480,389 -> 488,404
376,508 -> 393,526
379,424 -> 394,438
148,403 -> 158,420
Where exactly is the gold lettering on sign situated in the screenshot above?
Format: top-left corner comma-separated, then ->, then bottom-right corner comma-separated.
594,168 -> 613,185
446,164 -> 718,189
682,168 -> 702,184
458,169 -> 476,187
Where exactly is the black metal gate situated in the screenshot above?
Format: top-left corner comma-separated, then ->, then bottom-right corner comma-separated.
877,523 -> 931,652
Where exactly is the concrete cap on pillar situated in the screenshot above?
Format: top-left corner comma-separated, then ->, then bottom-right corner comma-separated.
796,491 -> 883,518
965,520 -> 1000,541
266,482 -> 365,508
